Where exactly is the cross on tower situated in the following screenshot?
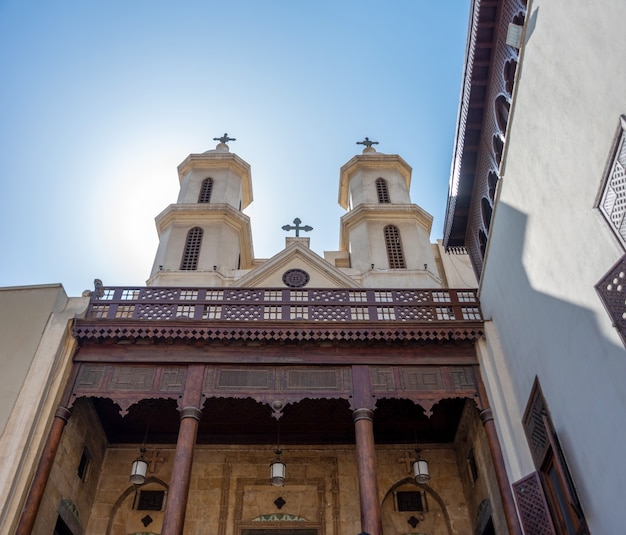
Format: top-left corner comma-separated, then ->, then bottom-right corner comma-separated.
213,133 -> 236,144
356,137 -> 379,148
281,217 -> 313,237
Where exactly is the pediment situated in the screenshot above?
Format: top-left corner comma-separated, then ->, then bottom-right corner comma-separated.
236,242 -> 356,288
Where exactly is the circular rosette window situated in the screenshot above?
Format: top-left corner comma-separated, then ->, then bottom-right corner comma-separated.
282,268 -> 310,288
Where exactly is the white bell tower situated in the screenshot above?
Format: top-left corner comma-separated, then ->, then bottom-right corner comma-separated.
147,135 -> 254,287
338,140 -> 439,286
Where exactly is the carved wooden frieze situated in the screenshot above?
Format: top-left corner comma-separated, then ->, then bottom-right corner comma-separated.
204,366 -> 353,416
70,363 -> 479,418
71,363 -> 187,414
371,366 -> 477,393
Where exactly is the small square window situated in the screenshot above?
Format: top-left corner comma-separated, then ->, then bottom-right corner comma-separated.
396,491 -> 427,512
136,490 -> 165,511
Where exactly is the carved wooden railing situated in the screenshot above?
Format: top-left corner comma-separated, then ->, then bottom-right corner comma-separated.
84,287 -> 482,324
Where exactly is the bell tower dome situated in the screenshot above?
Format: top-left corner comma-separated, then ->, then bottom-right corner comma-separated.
147,135 -> 254,287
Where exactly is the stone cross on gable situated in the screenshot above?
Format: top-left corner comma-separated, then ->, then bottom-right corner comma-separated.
282,217 -> 313,237
213,133 -> 236,144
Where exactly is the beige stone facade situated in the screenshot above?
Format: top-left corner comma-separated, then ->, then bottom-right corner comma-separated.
37,399 -> 500,535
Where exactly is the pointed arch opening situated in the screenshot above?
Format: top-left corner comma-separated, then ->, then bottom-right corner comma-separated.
180,227 -> 203,270
198,177 -> 214,203
376,178 -> 390,203
384,225 -> 406,269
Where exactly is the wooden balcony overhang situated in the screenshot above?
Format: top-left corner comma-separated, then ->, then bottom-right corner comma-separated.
73,286 -> 484,346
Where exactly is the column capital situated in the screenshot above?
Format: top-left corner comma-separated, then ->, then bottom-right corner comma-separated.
179,406 -> 202,421
54,406 -> 72,422
479,408 -> 494,424
353,408 -> 374,423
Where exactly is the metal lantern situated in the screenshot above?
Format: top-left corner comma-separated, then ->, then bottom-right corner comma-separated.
413,458 -> 430,484
270,450 -> 286,486
130,449 -> 148,485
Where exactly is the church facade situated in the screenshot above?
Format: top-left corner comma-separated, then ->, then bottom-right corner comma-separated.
2,140 -> 518,535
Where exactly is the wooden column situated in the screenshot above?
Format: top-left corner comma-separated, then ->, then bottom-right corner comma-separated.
16,406 -> 71,535
351,365 -> 382,535
353,408 -> 383,535
477,372 -> 523,535
161,365 -> 205,535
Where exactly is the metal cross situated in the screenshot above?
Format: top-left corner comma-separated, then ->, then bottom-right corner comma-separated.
282,217 -> 313,237
213,133 -> 236,144
356,137 -> 379,148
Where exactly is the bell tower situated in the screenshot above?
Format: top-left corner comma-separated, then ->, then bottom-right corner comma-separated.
147,135 -> 254,287
338,139 -> 439,286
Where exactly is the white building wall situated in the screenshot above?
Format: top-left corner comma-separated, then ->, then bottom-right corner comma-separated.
479,0 -> 626,532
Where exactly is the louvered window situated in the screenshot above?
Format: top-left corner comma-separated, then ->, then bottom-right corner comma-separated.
519,379 -> 588,534
198,177 -> 214,203
180,227 -> 203,270
376,178 -> 390,203
384,225 -> 406,268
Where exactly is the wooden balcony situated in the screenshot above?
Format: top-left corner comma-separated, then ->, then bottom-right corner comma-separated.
73,287 -> 484,345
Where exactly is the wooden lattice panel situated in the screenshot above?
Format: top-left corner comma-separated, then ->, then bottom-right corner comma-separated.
597,116 -> 626,248
512,472 -> 556,535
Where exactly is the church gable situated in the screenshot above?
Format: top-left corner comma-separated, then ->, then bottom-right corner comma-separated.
236,240 -> 356,289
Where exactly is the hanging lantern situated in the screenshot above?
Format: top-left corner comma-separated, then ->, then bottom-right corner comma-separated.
130,448 -> 148,485
270,449 -> 286,486
413,454 -> 430,484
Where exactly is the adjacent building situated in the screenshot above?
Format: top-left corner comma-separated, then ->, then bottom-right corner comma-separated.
444,0 -> 626,533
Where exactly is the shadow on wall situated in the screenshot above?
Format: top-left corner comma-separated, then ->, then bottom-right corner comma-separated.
479,202 -> 626,526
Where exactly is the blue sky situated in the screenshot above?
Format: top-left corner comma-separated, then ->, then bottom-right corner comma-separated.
0,1 -> 470,296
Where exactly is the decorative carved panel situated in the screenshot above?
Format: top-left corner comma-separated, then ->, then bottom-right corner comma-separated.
110,367 -> 156,391
400,368 -> 444,391
216,369 -> 274,389
159,368 -> 186,392
75,365 -> 106,390
286,370 -> 340,390
450,367 -> 476,390
371,367 -> 395,391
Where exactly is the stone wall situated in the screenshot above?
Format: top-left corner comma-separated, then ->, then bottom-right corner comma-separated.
84,443 -> 473,535
33,398 -> 108,535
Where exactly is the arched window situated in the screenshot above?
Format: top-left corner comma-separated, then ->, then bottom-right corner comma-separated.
493,134 -> 504,166
481,197 -> 493,230
495,95 -> 511,134
180,227 -> 203,270
376,178 -> 390,203
504,59 -> 517,96
198,178 -> 214,203
488,171 -> 499,202
384,225 -> 406,269
479,229 -> 488,258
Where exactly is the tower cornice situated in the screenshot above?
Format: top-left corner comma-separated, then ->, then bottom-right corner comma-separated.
339,153 -> 412,209
339,203 -> 433,251
177,152 -> 253,209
